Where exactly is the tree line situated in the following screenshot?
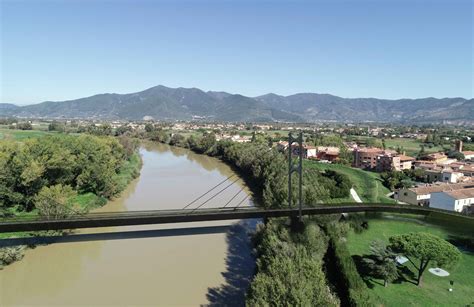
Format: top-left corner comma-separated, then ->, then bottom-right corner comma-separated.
0,134 -> 140,217
139,129 -> 361,304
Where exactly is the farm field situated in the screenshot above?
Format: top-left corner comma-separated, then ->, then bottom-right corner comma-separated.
384,138 -> 445,156
346,136 -> 447,156
0,128 -> 57,141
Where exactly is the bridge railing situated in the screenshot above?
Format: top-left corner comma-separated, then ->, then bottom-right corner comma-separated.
0,203 -> 472,234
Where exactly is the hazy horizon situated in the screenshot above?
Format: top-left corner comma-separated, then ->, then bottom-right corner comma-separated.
3,83 -> 473,107
1,0 -> 472,105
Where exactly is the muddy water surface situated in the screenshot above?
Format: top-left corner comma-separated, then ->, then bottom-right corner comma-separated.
0,143 -> 255,306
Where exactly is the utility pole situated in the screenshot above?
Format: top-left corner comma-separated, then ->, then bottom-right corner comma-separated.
288,131 -> 303,223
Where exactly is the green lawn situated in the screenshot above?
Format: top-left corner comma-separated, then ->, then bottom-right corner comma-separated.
346,215 -> 474,306
304,160 -> 394,203
0,128 -> 57,141
384,138 -> 445,156
346,136 -> 446,156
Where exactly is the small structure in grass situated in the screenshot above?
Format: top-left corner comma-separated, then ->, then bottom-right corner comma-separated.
389,232 -> 461,287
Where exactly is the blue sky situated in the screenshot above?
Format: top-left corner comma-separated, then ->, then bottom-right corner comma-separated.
1,0 -> 472,105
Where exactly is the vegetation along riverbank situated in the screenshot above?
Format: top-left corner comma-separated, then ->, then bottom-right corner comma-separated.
0,133 -> 142,268
136,127 -> 473,305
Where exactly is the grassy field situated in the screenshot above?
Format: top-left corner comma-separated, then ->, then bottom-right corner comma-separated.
347,136 -> 447,156
346,215 -> 474,306
0,128 -> 57,141
304,160 -> 394,203
384,138 -> 445,156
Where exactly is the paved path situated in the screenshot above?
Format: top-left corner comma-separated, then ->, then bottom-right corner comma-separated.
350,188 -> 363,203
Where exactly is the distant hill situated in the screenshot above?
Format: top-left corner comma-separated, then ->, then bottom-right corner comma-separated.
1,85 -> 472,124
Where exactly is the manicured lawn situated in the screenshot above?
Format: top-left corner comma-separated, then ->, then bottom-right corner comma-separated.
346,215 -> 474,306
0,128 -> 57,141
304,160 -> 394,203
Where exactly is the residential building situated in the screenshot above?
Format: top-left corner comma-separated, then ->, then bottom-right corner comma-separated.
430,188 -> 474,212
395,182 -> 474,206
462,151 -> 474,161
441,170 -> 464,183
353,148 -> 386,169
425,152 -> 448,163
353,147 -> 413,171
276,141 -> 317,159
376,155 -> 401,172
292,144 -> 317,158
376,154 -> 415,172
276,141 -> 289,151
316,146 -> 340,162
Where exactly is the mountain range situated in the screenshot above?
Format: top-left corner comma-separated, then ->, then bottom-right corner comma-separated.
1,85 -> 473,124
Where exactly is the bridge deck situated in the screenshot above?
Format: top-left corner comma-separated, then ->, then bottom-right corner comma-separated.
1,204 -> 471,233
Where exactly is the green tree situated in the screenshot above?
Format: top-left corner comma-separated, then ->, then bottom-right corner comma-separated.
48,121 -> 65,132
417,144 -> 426,159
144,123 -> 155,133
446,150 -> 465,160
34,184 -> 77,219
251,131 -> 256,142
16,122 -> 33,130
169,133 -> 186,147
389,233 -> 461,286
198,132 -> 216,153
149,130 -> 170,143
363,240 -> 398,287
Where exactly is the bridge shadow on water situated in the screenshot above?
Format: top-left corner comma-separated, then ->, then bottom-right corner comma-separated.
206,219 -> 258,307
1,219 -> 259,306
0,225 -> 231,247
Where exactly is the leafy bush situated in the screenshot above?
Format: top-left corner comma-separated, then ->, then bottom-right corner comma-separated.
327,223 -> 375,306
0,134 -> 139,211
247,220 -> 339,306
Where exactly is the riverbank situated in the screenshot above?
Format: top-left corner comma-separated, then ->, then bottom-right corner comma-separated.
0,143 -> 255,306
0,151 -> 142,269
143,136 -> 355,304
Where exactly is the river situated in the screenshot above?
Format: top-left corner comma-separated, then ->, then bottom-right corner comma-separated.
0,142 -> 256,306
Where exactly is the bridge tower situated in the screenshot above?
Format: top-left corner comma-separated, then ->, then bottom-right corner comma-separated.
288,131 -> 304,230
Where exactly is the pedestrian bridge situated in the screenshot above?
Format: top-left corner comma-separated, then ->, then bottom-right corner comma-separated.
0,204 -> 471,233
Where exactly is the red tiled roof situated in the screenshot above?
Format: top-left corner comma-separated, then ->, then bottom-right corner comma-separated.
444,188 -> 474,200
398,155 -> 415,162
409,182 -> 474,195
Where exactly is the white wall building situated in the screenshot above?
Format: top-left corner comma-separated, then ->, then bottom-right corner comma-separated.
430,188 -> 474,212
462,151 -> 474,161
441,170 -> 464,183
396,182 -> 474,206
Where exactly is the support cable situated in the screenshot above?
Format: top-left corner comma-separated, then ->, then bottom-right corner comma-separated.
222,188 -> 244,208
182,174 -> 236,210
189,177 -> 240,213
233,195 -> 250,209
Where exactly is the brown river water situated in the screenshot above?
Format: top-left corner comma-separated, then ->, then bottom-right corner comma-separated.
0,142 -> 257,306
